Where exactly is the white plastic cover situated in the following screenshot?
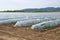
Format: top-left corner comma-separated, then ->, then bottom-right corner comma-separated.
14,19 -> 42,27
0,19 -> 18,24
31,19 -> 60,30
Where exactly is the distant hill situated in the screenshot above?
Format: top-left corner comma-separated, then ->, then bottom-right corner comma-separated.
1,7 -> 60,12
22,7 -> 60,12
39,7 -> 60,10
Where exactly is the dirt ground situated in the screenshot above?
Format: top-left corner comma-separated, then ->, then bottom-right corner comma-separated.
0,24 -> 60,40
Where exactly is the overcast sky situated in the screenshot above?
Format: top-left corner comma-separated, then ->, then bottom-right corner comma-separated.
0,0 -> 60,10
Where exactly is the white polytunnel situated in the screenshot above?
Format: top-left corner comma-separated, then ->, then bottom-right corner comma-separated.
14,19 -> 43,27
14,18 -> 58,27
0,17 -> 32,25
0,19 -> 20,25
31,19 -> 60,30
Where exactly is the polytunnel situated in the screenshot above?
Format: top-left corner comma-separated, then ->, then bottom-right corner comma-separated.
14,19 -> 43,27
0,19 -> 20,25
31,19 -> 60,30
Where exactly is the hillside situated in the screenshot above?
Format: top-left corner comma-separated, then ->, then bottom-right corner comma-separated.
1,7 -> 60,12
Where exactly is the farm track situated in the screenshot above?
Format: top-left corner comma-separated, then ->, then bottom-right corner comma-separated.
0,24 -> 60,40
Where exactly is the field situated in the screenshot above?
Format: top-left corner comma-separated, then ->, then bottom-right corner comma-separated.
0,24 -> 60,40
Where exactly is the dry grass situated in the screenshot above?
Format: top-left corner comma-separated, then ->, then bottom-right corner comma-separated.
0,24 -> 60,40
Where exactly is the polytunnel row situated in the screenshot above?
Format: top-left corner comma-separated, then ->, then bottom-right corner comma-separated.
0,17 -> 57,25
14,18 -> 59,27
14,19 -> 60,30
0,18 -> 60,30
31,19 -> 60,30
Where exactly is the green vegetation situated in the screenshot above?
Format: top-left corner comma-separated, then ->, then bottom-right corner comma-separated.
0,7 -> 60,12
1,10 -> 60,12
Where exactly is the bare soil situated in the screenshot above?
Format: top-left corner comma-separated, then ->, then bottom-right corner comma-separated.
0,24 -> 60,40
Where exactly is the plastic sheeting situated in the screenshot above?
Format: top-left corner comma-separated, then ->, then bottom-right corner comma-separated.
14,19 -> 42,27
0,17 -> 58,25
31,19 -> 60,30
0,19 -> 19,24
14,18 -> 57,27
